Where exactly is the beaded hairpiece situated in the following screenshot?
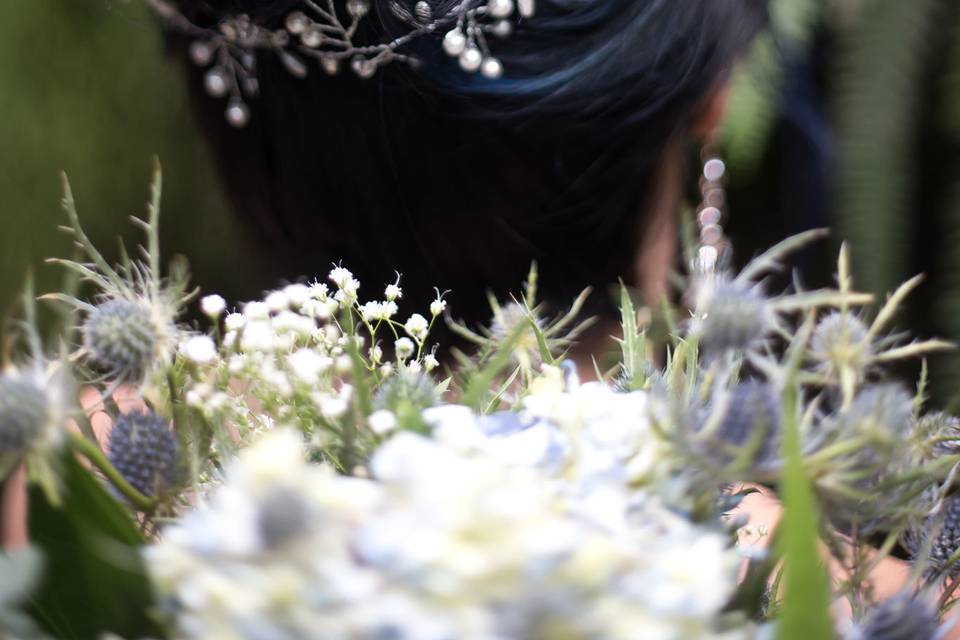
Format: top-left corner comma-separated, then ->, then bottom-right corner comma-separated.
144,0 -> 535,127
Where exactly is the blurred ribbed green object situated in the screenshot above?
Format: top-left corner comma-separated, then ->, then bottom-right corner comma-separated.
0,1 -> 262,332
833,0 -> 943,296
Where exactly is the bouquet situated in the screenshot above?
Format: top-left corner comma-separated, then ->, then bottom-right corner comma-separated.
1,165 -> 959,640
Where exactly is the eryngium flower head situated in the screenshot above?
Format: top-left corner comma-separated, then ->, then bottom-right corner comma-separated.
108,410 -> 179,498
819,385 -> 918,531
832,384 -> 914,456
913,412 -> 960,460
711,381 -> 782,471
810,311 -> 872,380
689,281 -> 774,355
905,494 -> 960,579
0,374 -> 51,454
846,593 -> 943,640
82,299 -> 162,382
373,369 -> 439,414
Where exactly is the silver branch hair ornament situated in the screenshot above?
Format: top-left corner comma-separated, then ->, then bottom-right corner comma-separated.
145,0 -> 536,127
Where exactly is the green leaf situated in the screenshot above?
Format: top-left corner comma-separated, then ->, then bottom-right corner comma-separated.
775,383 -> 836,640
617,284 -> 646,391
27,452 -> 164,640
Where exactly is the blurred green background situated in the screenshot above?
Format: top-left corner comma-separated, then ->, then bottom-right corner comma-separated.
0,0 -> 270,330
2,0 -> 960,403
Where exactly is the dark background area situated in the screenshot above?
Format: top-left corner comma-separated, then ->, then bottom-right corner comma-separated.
2,0 -> 960,403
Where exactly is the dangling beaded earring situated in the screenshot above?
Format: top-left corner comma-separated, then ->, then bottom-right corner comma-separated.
693,140 -> 730,277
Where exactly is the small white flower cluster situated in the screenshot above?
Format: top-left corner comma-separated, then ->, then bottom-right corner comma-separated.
148,373 -> 752,640
179,267 -> 445,453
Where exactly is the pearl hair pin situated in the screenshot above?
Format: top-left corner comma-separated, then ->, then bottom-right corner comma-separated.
144,0 -> 536,128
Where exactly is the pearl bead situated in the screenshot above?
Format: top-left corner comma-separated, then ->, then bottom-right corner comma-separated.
442,29 -> 466,56
301,27 -> 324,48
188,40 -> 213,66
346,0 -> 369,18
491,19 -> 513,38
704,158 -> 726,182
204,67 -> 229,98
459,47 -> 483,72
225,98 -> 250,128
415,1 -> 432,21
351,56 -> 376,79
285,11 -> 308,35
321,56 -> 341,76
487,0 -> 514,18
480,56 -> 503,79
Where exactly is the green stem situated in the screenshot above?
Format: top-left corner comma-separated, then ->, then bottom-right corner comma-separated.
67,431 -> 156,512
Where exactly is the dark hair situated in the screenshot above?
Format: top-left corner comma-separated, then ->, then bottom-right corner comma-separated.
173,0 -> 767,326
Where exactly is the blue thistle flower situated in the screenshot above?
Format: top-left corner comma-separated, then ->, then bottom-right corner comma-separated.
82,299 -> 160,382
713,381 -> 782,468
847,593 -> 943,640
691,281 -> 774,355
373,370 -> 439,414
0,374 -> 50,454
108,410 -> 179,498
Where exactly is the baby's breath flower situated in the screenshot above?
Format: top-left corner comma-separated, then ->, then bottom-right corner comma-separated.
404,313 -> 429,341
286,349 -> 330,385
424,353 -> 439,372
394,337 -> 415,361
328,266 -> 354,289
359,301 -> 387,323
368,409 -> 398,435
243,301 -> 270,320
308,281 -> 329,300
283,284 -> 311,308
264,290 -> 290,313
224,312 -> 246,332
430,297 -> 446,317
320,396 -> 348,419
384,275 -> 402,302
334,355 -> 352,374
181,335 -> 217,365
200,294 -> 226,318
300,298 -> 330,321
241,321 -> 274,352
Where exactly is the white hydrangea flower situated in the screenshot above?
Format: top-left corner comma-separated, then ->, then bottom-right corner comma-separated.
149,405 -> 747,640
